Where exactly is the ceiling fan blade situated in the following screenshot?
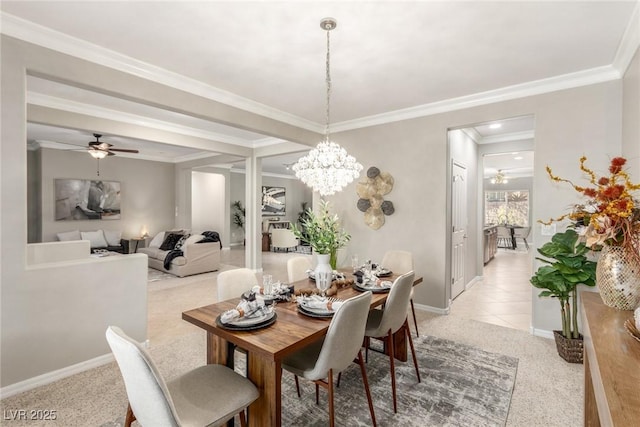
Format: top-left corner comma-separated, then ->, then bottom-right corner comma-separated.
88,141 -> 112,150
109,148 -> 139,153
108,151 -> 116,156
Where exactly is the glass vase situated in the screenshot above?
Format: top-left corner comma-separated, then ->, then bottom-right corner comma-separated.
596,245 -> 640,310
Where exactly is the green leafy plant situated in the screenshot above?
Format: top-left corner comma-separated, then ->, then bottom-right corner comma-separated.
231,201 -> 245,231
292,200 -> 350,267
530,229 -> 597,339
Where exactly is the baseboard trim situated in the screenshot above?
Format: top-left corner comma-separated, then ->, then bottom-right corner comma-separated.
0,353 -> 114,399
414,302 -> 451,315
465,276 -> 482,291
530,327 -> 554,339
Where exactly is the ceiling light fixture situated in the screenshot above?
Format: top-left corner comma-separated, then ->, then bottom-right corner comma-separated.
490,170 -> 509,184
292,18 -> 362,196
88,148 -> 108,160
489,123 -> 502,129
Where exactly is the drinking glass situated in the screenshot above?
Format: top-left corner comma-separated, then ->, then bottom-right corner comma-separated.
351,254 -> 359,272
316,272 -> 332,297
262,274 -> 273,295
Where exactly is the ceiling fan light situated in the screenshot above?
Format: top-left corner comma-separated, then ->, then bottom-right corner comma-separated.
89,149 -> 108,159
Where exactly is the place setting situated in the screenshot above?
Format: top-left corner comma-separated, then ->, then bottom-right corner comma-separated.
296,294 -> 344,319
352,257 -> 393,293
216,288 -> 277,331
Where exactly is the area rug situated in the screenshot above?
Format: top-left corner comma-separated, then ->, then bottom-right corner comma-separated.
104,335 -> 517,427
279,335 -> 518,426
147,268 -> 175,282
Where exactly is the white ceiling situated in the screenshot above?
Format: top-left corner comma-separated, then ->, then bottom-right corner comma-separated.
3,1 -> 638,175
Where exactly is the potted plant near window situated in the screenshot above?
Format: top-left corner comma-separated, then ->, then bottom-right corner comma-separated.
292,199 -> 351,270
530,229 -> 597,363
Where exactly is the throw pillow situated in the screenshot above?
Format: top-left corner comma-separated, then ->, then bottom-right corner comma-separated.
149,231 -> 165,248
174,234 -> 190,250
184,234 -> 204,246
159,233 -> 184,251
103,230 -> 122,247
80,230 -> 108,248
57,230 -> 81,241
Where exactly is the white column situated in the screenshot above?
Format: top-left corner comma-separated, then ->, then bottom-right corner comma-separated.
245,155 -> 262,271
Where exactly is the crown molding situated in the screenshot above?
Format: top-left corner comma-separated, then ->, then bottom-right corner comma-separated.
229,168 -> 298,180
460,128 -> 482,143
27,92 -> 259,148
332,65 -> 620,133
613,1 -> 640,75
1,12 -> 323,134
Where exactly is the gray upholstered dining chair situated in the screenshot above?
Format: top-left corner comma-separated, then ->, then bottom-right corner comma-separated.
381,250 -> 420,337
281,291 -> 377,427
364,271 -> 421,413
217,268 -> 259,302
106,326 -> 258,427
287,256 -> 312,283
513,226 -> 531,249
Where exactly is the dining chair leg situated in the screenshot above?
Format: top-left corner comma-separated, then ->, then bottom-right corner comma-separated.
386,330 -> 398,413
356,349 -> 377,427
410,298 -> 420,337
315,383 -> 320,405
124,403 -> 136,427
294,375 -> 301,398
405,320 -> 421,383
364,336 -> 370,363
239,410 -> 247,427
336,371 -> 341,388
327,369 -> 335,427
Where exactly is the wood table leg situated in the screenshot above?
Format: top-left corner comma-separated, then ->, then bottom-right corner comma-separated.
392,324 -> 408,362
247,353 -> 281,427
206,332 -> 229,365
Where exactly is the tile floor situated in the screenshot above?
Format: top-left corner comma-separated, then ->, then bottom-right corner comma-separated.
450,247 -> 533,331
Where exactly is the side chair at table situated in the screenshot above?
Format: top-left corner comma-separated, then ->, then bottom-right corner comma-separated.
281,291 -> 377,427
287,256 -> 312,283
106,326 -> 258,427
217,268 -> 259,301
364,271 -> 421,414
381,250 -> 420,337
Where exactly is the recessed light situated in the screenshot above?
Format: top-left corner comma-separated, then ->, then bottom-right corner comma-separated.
514,156 -> 523,160
489,123 -> 502,129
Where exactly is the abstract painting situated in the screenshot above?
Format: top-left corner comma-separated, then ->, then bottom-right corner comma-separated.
55,179 -> 121,220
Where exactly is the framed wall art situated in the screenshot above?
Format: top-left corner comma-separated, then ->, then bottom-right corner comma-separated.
261,186 -> 286,215
55,179 -> 121,220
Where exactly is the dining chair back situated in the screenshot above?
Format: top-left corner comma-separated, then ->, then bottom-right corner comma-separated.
217,268 -> 258,302
381,250 -> 420,337
106,326 -> 258,427
364,271 -> 420,414
497,226 -> 512,248
513,226 -> 531,249
282,291 -> 377,426
287,256 -> 312,283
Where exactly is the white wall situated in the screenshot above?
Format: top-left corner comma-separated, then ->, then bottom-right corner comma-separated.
191,170 -> 225,235
328,80 -> 623,335
622,47 -> 640,175
38,148 -> 176,242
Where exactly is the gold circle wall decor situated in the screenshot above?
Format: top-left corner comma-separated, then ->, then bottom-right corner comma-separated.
356,166 -> 395,230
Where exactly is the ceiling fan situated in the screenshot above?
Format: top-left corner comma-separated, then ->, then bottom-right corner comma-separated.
86,133 -> 139,159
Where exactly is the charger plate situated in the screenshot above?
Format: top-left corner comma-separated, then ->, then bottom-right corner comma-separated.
353,282 -> 391,294
216,311 -> 277,331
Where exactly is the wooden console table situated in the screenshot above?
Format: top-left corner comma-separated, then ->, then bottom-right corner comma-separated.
581,292 -> 640,426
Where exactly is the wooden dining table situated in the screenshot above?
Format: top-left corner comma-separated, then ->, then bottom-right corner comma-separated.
182,271 -> 423,427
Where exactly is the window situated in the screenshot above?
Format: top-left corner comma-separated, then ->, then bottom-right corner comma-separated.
485,190 -> 529,226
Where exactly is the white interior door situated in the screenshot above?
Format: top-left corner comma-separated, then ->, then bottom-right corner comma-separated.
451,161 -> 467,299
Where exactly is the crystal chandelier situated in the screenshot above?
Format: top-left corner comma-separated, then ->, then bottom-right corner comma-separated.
490,170 -> 509,184
292,18 -> 362,196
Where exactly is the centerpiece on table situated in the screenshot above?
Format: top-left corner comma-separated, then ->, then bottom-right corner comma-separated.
292,200 -> 351,292
542,156 -> 640,310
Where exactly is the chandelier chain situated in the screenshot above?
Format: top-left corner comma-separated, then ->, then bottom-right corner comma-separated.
325,28 -> 331,141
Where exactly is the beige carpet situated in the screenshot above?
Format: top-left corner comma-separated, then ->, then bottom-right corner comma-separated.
0,314 -> 582,427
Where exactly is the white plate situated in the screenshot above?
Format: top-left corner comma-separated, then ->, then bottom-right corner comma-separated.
225,310 -> 274,326
300,300 -> 334,315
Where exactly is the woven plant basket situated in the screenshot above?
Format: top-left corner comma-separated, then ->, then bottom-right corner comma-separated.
553,331 -> 583,364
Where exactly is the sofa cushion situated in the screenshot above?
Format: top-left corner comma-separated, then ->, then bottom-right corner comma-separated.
57,230 -> 82,241
81,230 -> 108,248
103,230 -> 122,247
159,233 -> 184,251
174,234 -> 190,250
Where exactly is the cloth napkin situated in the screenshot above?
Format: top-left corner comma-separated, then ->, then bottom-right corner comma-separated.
220,292 -> 270,323
301,295 -> 343,312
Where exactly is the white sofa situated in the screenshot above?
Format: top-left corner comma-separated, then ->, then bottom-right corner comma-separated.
138,232 -> 221,277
